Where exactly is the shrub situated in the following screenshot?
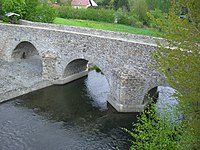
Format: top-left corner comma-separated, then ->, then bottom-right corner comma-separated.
57,6 -> 115,23
2,0 -> 26,17
115,8 -> 131,25
24,0 -> 39,21
56,6 -> 149,27
124,103 -> 196,150
147,8 -> 166,29
30,4 -> 58,23
0,0 -> 3,19
2,16 -> 10,22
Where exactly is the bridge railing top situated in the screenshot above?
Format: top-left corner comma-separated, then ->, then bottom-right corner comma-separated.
18,20 -> 165,46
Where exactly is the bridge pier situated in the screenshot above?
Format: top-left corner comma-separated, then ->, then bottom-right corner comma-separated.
42,52 -> 58,81
108,68 -> 149,112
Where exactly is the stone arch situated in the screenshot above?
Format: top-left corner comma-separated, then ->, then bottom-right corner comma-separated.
62,58 -> 110,88
63,59 -> 89,78
144,86 -> 159,104
12,41 -> 40,60
11,41 -> 43,75
62,58 -> 111,110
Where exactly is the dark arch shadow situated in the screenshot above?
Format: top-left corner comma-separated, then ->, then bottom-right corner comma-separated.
144,86 -> 159,104
12,41 -> 40,60
11,41 -> 43,76
63,59 -> 88,78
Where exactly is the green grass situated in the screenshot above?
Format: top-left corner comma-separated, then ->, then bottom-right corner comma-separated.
53,17 -> 162,37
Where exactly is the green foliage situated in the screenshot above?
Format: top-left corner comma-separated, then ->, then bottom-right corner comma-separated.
128,0 -> 148,22
145,0 -> 170,13
57,6 -> 147,27
1,0 -> 57,23
147,8 -> 166,29
115,8 -> 131,25
97,0 -> 113,8
152,0 -> 200,112
0,0 -> 3,17
58,0 -> 71,6
88,65 -> 102,73
31,4 -> 57,23
2,0 -> 26,17
113,0 -> 129,11
150,0 -> 200,148
53,17 -> 161,36
125,0 -> 199,149
124,104 -> 196,150
24,0 -> 39,20
57,6 -> 115,23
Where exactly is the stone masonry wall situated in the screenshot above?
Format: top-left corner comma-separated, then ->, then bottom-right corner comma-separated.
0,22 -> 165,112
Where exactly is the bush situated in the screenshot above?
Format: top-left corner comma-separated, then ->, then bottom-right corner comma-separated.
24,0 -> 39,21
0,0 -> 3,19
57,6 -> 115,23
115,8 -> 131,25
124,103 -> 196,150
147,9 -> 166,29
30,4 -> 58,23
57,6 -> 144,27
2,0 -> 26,17
56,5 -> 156,27
2,16 -> 10,22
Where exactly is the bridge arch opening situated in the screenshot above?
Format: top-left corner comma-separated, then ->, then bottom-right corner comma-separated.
63,59 -> 88,78
63,59 -> 110,111
11,41 -> 43,76
12,41 -> 40,60
144,86 -> 159,104
144,85 -> 178,110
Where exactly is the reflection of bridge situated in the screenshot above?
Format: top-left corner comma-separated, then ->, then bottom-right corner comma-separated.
0,20 -> 164,112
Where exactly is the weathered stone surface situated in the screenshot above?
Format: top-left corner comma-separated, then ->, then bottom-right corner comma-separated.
0,21 -> 165,112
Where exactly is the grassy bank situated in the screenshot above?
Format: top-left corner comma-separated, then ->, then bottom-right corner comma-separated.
53,17 -> 161,37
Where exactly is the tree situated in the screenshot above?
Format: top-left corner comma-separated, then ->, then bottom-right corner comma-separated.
145,0 -> 170,13
24,0 -> 39,20
24,0 -> 57,23
0,0 -> 3,17
124,103 -> 195,150
114,0 -> 129,11
31,4 -> 57,23
126,0 -> 199,149
151,0 -> 200,147
128,0 -> 148,22
2,0 -> 26,17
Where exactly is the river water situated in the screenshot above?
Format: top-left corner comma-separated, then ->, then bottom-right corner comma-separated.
0,70 -> 176,150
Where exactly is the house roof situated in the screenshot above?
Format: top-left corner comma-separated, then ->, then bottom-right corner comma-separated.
71,0 -> 97,7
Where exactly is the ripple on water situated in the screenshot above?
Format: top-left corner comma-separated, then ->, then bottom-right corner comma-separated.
0,72 -> 181,150
0,71 -> 134,150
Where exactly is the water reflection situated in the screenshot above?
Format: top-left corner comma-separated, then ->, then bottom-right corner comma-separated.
156,86 -> 179,122
0,70 -> 178,150
0,71 -> 136,150
85,71 -> 110,111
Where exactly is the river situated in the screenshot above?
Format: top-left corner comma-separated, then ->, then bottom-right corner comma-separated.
0,70 -> 176,150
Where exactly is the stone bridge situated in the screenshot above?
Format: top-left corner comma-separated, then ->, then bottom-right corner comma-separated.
0,20 -> 164,112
